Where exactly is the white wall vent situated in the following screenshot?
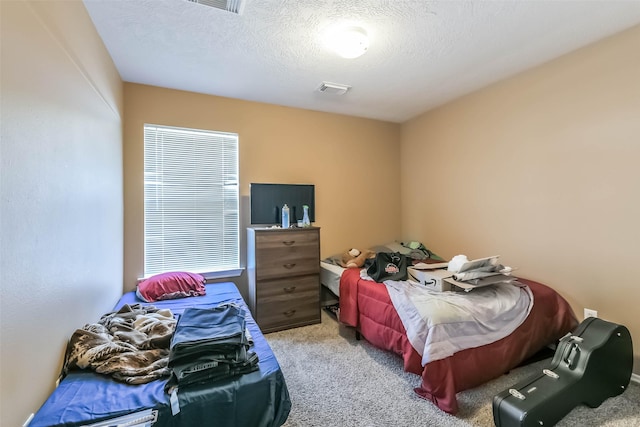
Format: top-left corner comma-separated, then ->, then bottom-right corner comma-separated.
186,0 -> 246,14
317,82 -> 351,95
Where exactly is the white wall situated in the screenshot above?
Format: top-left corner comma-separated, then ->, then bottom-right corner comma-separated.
0,2 -> 124,426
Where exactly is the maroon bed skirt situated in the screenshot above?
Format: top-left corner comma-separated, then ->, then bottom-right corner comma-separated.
339,268 -> 577,414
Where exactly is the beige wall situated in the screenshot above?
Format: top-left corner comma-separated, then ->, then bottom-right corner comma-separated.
401,25 -> 640,373
123,84 -> 401,297
0,2 -> 124,426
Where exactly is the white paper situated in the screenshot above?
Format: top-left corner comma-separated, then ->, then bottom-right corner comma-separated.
412,262 -> 449,270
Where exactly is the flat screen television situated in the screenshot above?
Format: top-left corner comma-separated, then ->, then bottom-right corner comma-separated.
250,183 -> 315,225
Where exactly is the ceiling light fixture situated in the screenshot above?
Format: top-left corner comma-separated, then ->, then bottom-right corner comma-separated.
326,26 -> 369,59
186,0 -> 246,14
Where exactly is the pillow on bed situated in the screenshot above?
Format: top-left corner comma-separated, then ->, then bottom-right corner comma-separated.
137,271 -> 206,302
323,241 -> 443,266
372,241 -> 444,261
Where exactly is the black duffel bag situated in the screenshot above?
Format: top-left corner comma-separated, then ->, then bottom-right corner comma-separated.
365,252 -> 408,282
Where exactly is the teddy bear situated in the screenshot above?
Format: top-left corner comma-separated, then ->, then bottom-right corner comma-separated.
339,248 -> 375,268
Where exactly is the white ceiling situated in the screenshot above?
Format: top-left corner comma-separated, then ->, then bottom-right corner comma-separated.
83,0 -> 640,123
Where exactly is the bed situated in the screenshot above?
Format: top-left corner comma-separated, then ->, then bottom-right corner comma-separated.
322,261 -> 577,415
30,281 -> 291,427
320,241 -> 438,305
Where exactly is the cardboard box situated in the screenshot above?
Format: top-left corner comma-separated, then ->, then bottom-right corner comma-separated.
408,267 -> 454,292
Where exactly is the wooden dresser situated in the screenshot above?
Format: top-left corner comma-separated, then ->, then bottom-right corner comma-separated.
247,227 -> 321,333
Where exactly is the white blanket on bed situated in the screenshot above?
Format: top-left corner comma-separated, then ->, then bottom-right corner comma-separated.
383,279 -> 533,365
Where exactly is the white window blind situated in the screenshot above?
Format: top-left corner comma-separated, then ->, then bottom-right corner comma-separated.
143,124 -> 239,277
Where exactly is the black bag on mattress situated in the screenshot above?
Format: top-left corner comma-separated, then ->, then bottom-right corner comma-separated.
365,252 -> 408,282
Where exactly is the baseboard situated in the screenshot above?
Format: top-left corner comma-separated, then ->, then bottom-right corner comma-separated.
631,373 -> 640,384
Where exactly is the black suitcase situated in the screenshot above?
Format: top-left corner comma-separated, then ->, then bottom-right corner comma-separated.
493,317 -> 633,427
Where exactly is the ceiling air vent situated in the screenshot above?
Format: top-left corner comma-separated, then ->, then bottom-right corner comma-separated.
186,0 -> 246,14
317,82 -> 351,95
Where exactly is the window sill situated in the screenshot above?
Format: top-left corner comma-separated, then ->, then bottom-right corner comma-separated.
203,268 -> 244,281
138,268 -> 244,283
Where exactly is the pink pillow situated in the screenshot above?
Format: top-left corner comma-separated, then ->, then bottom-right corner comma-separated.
137,271 -> 206,302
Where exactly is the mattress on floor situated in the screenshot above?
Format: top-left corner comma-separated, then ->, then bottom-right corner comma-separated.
30,282 -> 291,427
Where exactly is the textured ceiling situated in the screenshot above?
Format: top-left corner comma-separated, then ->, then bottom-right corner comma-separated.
83,0 -> 640,123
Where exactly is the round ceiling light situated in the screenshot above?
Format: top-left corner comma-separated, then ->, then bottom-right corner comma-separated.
327,26 -> 369,59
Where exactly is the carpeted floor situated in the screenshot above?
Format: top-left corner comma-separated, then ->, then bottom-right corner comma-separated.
265,310 -> 640,427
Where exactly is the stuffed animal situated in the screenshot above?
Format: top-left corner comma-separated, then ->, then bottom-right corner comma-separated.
339,248 -> 375,268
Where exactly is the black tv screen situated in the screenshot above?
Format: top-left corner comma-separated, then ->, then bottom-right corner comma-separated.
250,183 -> 315,225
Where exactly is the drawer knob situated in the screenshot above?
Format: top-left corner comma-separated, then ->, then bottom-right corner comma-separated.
283,286 -> 297,293
282,240 -> 295,246
283,263 -> 296,269
283,309 -> 297,317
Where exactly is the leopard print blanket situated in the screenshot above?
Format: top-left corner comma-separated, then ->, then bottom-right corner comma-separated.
63,304 -> 176,384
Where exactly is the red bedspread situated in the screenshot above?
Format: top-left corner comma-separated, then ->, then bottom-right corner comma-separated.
338,268 -> 577,414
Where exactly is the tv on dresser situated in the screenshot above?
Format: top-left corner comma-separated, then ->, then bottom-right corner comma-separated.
250,183 -> 315,225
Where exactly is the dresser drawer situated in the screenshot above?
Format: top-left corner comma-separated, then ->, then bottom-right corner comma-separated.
256,246 -> 319,280
254,229 -> 318,249
257,302 -> 319,333
257,299 -> 319,333
256,275 -> 319,301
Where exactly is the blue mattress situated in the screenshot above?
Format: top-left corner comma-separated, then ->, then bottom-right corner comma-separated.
30,282 -> 291,427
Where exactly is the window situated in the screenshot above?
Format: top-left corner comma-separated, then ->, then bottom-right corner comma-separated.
143,124 -> 239,277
